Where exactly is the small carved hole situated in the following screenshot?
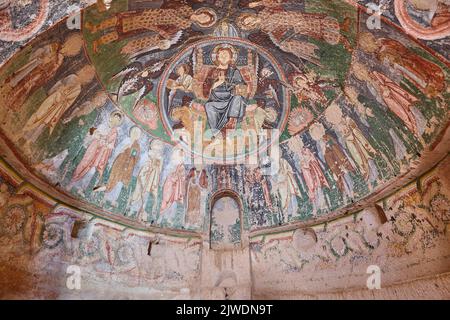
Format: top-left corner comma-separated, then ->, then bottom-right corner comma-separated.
71,220 -> 86,238
374,204 -> 388,224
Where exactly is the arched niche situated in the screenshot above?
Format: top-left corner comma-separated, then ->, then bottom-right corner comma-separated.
209,190 -> 243,250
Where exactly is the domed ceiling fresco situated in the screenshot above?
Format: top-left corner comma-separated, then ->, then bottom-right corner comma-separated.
0,0 -> 448,234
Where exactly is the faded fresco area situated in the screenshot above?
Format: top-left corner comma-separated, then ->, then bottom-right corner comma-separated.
250,158 -> 450,298
356,0 -> 450,59
0,0 -> 448,235
210,195 -> 242,250
0,160 -> 201,299
0,0 -> 97,66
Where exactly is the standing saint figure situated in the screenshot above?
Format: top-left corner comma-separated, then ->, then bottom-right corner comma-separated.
310,123 -> 355,199
70,111 -> 123,189
22,65 -> 96,151
277,158 -> 302,220
358,32 -> 445,98
96,127 -> 142,202
131,140 -> 165,221
325,104 -> 379,184
288,136 -> 329,209
323,133 -> 355,197
203,45 -> 248,136
0,33 -> 83,110
184,168 -> 208,226
160,147 -> 186,213
340,116 -> 378,183
352,62 -> 424,137
251,167 -> 273,209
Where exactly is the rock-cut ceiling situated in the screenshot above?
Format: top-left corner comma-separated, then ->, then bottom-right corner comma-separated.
0,0 -> 448,233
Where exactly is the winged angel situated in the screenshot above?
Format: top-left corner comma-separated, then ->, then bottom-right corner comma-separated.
236,9 -> 341,65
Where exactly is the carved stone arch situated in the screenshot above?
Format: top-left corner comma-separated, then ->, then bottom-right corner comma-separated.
209,189 -> 244,250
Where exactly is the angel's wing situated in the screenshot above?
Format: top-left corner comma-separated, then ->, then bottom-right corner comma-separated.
268,84 -> 280,108
192,47 -> 197,72
48,74 -> 77,96
129,31 -> 184,58
269,33 -> 322,66
254,52 -> 259,77
169,30 -> 183,46
136,84 -> 149,104
111,62 -> 142,81
63,101 -> 95,124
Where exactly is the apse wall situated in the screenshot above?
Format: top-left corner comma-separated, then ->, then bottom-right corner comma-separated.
0,155 -> 449,299
251,157 -> 450,299
0,0 -> 449,300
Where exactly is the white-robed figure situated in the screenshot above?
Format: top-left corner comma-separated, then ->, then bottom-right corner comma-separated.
21,65 -> 96,153
130,140 -> 165,222
202,45 -> 247,136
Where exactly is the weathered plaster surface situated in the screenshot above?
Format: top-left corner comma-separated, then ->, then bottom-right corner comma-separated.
0,0 -> 449,299
0,156 -> 449,299
250,157 -> 450,299
0,1 -> 96,67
